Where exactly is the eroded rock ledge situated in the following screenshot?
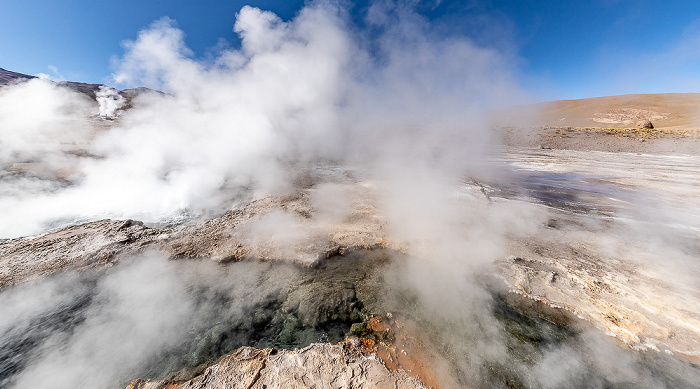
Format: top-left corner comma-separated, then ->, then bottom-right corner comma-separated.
127,342 -> 427,389
0,178 -> 388,290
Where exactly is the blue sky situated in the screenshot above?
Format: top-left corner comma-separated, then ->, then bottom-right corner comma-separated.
2,0 -> 700,100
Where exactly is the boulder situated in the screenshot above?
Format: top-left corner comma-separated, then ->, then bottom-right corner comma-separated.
636,119 -> 654,129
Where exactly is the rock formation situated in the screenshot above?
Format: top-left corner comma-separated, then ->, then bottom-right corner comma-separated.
126,342 -> 427,389
636,119 -> 654,129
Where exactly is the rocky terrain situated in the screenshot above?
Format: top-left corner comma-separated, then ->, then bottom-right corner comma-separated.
494,148 -> 700,360
3,148 -> 700,387
0,168 -> 387,290
126,342 -> 427,389
2,75 -> 700,388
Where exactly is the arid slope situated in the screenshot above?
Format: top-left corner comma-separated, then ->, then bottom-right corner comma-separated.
496,93 -> 700,129
496,93 -> 700,154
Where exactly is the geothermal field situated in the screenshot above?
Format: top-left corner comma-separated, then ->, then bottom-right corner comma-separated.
2,2 -> 700,389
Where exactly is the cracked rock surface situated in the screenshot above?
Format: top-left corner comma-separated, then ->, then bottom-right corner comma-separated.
126,343 -> 426,389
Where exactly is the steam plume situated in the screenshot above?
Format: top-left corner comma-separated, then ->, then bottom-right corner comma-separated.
0,0 -> 526,237
2,1 -> 698,388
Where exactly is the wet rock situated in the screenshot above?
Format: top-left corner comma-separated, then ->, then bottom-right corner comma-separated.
500,215 -> 700,362
348,315 -> 449,389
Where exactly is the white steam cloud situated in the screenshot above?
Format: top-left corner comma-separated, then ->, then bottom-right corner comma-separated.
0,79 -> 93,169
1,253 -> 301,388
0,0 -> 526,238
3,1 -> 698,388
96,86 -> 126,119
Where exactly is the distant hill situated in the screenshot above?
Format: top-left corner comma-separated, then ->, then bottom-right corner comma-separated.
0,67 -> 156,100
495,93 -> 700,130
0,67 -> 36,84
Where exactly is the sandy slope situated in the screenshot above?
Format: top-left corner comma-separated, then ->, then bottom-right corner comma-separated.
494,93 -> 700,154
494,93 -> 700,130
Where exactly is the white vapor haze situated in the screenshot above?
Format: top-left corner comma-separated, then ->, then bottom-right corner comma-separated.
11,255 -> 195,388
0,79 -> 92,169
1,253 -> 301,388
5,1 -> 697,388
96,86 -> 126,118
0,0 -> 526,237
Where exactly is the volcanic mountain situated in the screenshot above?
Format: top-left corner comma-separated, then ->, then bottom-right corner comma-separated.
0,67 -> 152,100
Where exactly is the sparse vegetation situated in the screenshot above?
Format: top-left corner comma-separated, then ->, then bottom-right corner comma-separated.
541,126 -> 700,139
